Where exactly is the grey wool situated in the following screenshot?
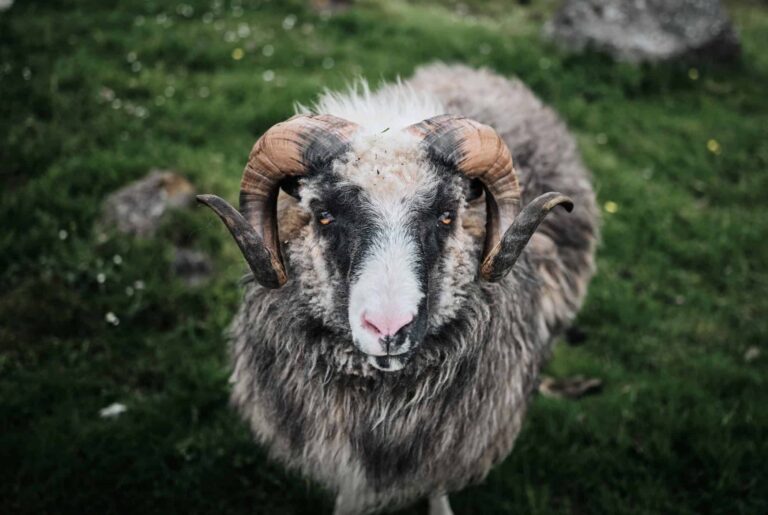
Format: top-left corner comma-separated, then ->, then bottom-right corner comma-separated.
225,64 -> 599,514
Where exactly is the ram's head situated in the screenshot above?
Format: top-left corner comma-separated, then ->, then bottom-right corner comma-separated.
199,114 -> 572,372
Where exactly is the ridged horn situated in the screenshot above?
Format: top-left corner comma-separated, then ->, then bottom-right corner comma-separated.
197,114 -> 359,288
408,115 -> 573,281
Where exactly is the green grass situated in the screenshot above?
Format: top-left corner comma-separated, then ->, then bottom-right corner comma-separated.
1,0 -> 767,513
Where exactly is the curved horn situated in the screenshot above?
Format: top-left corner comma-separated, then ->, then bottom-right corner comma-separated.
198,114 -> 359,288
408,115 -> 573,282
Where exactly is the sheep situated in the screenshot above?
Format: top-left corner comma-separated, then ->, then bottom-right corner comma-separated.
198,63 -> 599,515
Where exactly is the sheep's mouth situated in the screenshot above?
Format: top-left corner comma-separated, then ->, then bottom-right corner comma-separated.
367,355 -> 407,372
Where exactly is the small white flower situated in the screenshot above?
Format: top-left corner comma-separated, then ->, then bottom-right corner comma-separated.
99,402 -> 127,418
282,15 -> 297,31
134,280 -> 145,290
262,70 -> 275,82
97,273 -> 106,284
113,255 -> 123,265
105,312 -> 120,326
744,346 -> 760,363
262,44 -> 274,57
58,229 -> 68,240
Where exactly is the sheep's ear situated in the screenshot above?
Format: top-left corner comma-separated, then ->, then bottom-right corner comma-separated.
480,192 -> 573,282
197,194 -> 286,288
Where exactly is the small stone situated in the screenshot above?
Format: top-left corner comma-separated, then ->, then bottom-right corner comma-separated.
100,170 -> 195,237
310,0 -> 351,13
99,402 -> 127,418
172,248 -> 213,286
744,346 -> 760,363
544,0 -> 740,64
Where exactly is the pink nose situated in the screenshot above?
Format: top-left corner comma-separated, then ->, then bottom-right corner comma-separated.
362,311 -> 414,338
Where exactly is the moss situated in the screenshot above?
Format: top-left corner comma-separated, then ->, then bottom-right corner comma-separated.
1,0 -> 766,513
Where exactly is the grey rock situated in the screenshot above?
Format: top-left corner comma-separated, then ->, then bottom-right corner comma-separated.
310,0 -> 351,13
172,248 -> 213,286
545,0 -> 740,63
101,170 -> 195,237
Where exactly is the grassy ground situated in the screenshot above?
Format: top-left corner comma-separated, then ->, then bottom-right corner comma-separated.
1,0 -> 767,513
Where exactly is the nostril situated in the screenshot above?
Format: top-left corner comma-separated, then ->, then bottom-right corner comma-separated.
391,314 -> 414,336
361,313 -> 383,336
362,311 -> 413,338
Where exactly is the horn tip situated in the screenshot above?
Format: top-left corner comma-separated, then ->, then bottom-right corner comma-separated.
543,193 -> 574,213
196,193 -> 218,205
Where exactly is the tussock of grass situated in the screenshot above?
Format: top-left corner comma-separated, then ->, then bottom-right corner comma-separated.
1,1 -> 766,513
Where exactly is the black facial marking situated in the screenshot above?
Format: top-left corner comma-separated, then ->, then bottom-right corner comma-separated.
417,114 -> 467,170
297,154 -> 475,362
300,127 -> 352,176
309,181 -> 378,279
277,127 -> 353,202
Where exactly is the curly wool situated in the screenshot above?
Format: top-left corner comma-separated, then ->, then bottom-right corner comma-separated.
228,63 -> 599,513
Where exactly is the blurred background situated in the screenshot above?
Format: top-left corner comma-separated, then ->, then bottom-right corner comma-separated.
1,0 -> 766,513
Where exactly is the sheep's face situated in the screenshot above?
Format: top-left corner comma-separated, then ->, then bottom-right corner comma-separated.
289,133 -> 480,372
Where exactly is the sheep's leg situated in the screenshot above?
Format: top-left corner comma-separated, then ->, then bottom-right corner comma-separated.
429,494 -> 454,515
333,490 -> 364,515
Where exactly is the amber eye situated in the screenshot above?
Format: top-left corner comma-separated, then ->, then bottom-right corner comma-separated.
438,211 -> 453,226
318,211 -> 335,225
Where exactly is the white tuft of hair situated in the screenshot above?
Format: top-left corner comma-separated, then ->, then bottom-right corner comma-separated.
296,78 -> 445,135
